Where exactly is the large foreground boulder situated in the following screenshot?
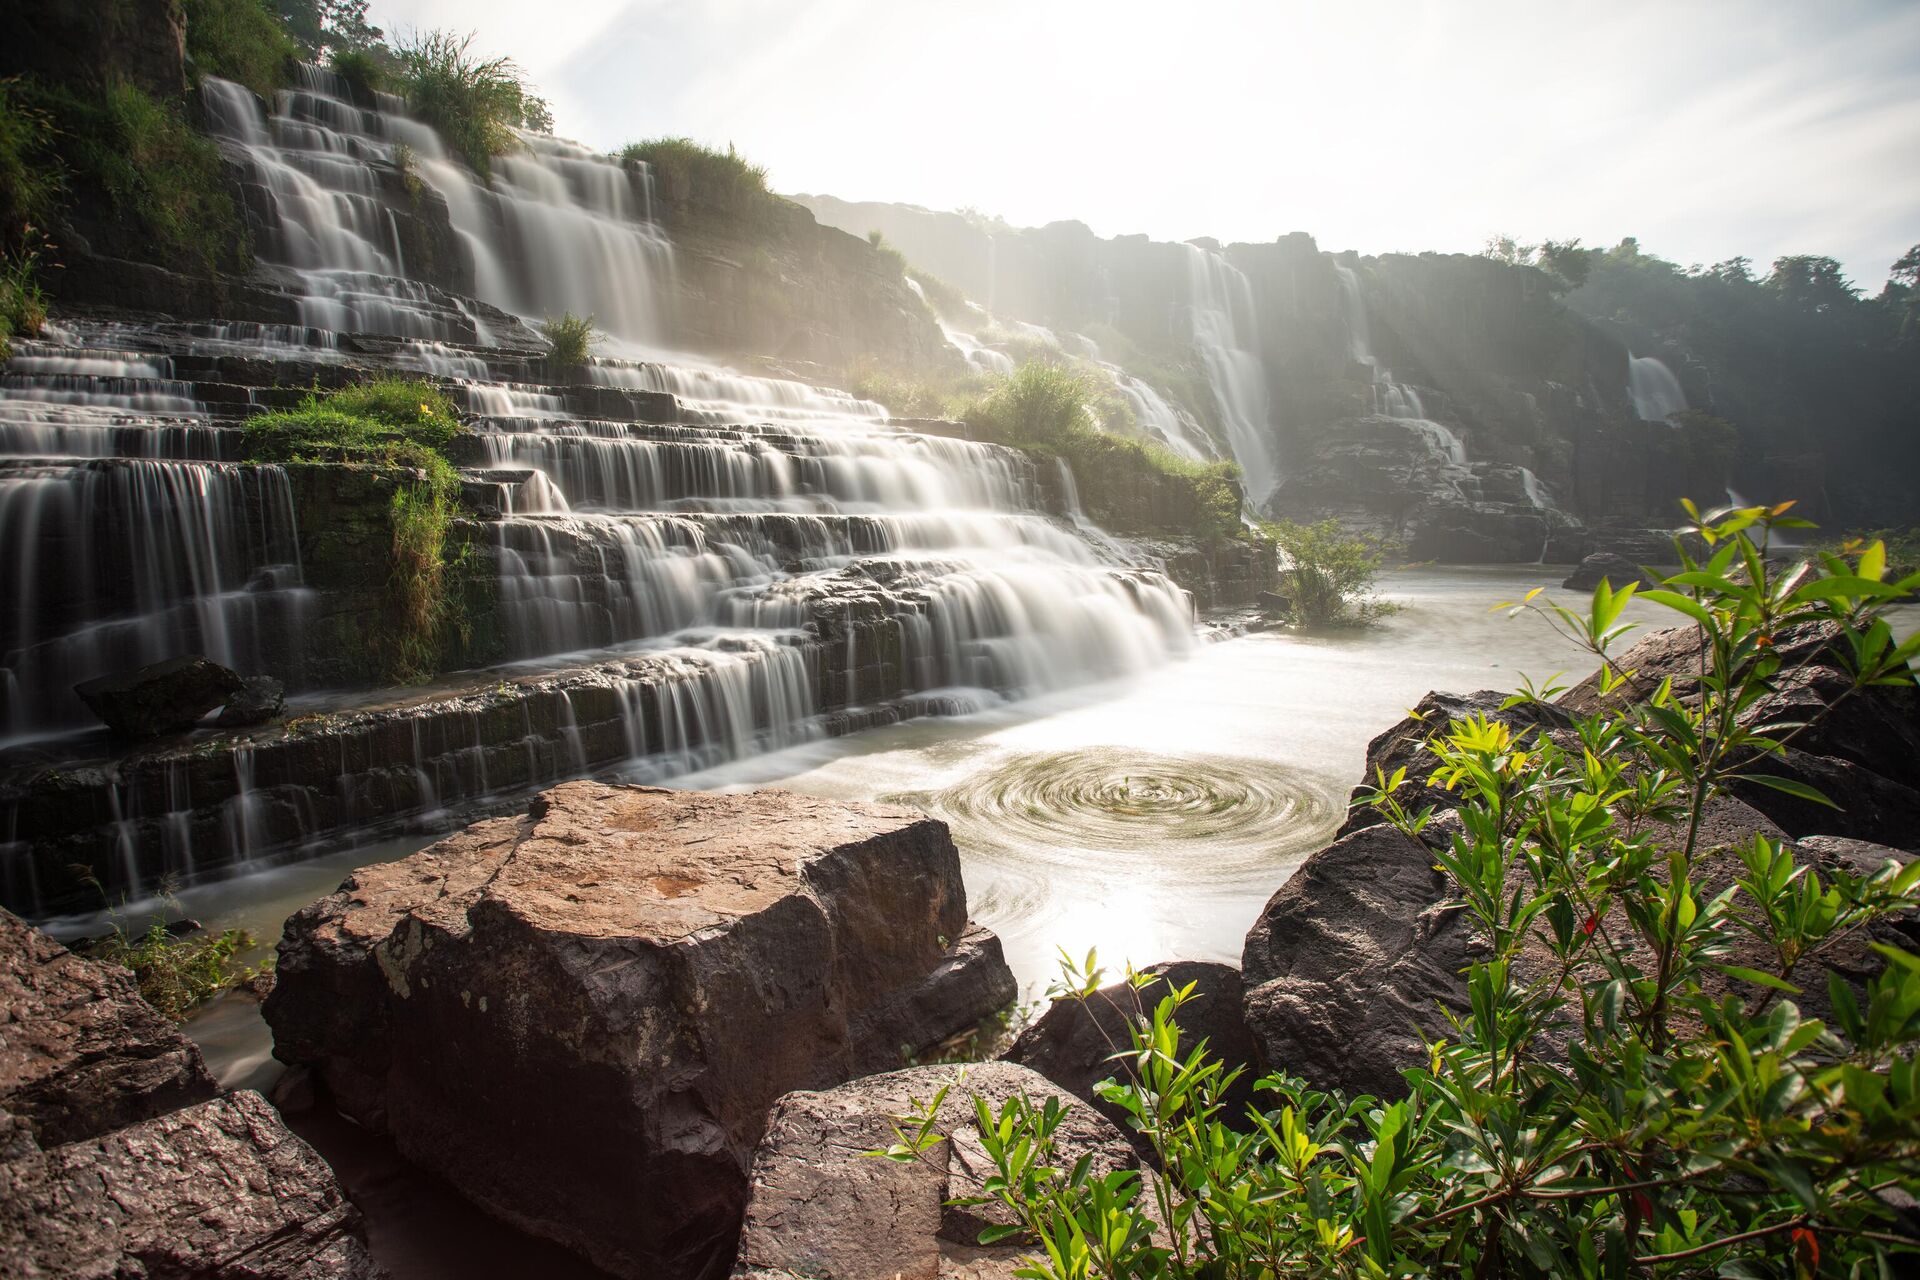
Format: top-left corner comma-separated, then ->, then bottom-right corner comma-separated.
264,781 -> 1017,1280
0,908 -> 217,1145
0,1091 -> 381,1279
1005,960 -> 1259,1143
732,1062 -> 1136,1280
74,655 -> 244,738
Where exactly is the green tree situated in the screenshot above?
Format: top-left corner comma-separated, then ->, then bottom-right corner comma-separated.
1263,517 -> 1398,626
1767,254 -> 1860,315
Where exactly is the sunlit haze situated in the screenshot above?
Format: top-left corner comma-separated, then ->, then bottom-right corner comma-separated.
371,0 -> 1920,288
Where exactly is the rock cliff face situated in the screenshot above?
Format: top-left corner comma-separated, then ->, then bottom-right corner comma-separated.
264,781 -> 1016,1280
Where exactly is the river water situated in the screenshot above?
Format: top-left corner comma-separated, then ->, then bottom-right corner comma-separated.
38,564 -> 1656,1087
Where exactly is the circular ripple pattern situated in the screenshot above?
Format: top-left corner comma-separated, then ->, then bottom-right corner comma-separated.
896,748 -> 1343,875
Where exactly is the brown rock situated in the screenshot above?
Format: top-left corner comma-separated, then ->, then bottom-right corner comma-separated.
0,908 -> 217,1145
0,1091 -> 381,1279
74,655 -> 245,739
264,781 -> 1016,1280
732,1062 -> 1136,1280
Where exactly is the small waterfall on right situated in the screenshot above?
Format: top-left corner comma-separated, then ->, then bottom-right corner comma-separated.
1627,354 -> 1687,422
1183,245 -> 1279,511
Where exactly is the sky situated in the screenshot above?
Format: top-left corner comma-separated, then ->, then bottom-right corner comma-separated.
370,0 -> 1920,290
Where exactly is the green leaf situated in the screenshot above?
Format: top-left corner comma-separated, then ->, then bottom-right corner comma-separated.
1638,588 -> 1716,628
1740,774 -> 1839,808
1716,964 -> 1802,994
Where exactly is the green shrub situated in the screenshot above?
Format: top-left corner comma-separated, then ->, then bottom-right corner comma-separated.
962,362 -> 1098,449
902,502 -> 1920,1278
539,311 -> 599,375
329,46 -> 386,99
1264,516 -> 1399,625
183,0 -> 299,96
853,370 -> 965,419
0,241 -> 49,360
393,30 -> 546,179
620,136 -> 772,218
0,78 -> 62,248
83,923 -> 259,1022
27,80 -> 249,272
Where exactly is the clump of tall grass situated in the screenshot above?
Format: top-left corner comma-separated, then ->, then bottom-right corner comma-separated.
329,47 -> 387,100
392,30 -> 550,179
183,0 -> 299,96
83,922 -> 260,1022
620,136 -> 773,218
540,311 -> 600,375
867,229 -> 907,274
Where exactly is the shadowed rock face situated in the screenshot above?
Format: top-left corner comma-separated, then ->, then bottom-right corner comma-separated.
0,1091 -> 381,1280
74,655 -> 245,739
0,908 -> 217,1146
264,780 -> 1015,1280
732,1062 -> 1136,1280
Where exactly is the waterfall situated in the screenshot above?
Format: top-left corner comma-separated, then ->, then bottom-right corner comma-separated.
1334,264 -> 1470,465
1627,354 -> 1687,422
1183,245 -> 1279,511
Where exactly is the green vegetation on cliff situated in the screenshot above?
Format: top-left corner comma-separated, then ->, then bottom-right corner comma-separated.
245,378 -> 470,680
920,505 -> 1920,1278
183,0 -> 299,96
540,311 -> 600,376
393,30 -> 550,178
620,136 -> 777,221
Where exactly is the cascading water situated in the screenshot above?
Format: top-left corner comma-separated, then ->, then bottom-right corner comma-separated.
1184,245 -> 1279,510
0,65 -> 1202,905
1333,263 -> 1467,459
1627,354 -> 1687,422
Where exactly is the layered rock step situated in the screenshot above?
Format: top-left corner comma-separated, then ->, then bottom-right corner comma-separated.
263,780 -> 1016,1280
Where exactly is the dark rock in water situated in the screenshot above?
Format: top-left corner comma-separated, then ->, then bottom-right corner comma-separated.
1337,689 -> 1574,838
1006,960 -> 1259,1143
1245,800 -> 1913,1100
74,655 -> 244,739
216,674 -> 287,728
0,1091 -> 381,1279
0,909 -> 217,1146
1561,551 -> 1658,592
732,1062 -> 1136,1280
264,780 -> 1016,1280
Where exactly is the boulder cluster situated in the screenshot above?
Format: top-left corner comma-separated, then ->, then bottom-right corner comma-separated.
2,623 -> 1912,1278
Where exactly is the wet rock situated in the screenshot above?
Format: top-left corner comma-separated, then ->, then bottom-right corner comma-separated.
732,1062 -> 1136,1280
0,908 -> 217,1146
1005,960 -> 1259,1143
0,1091 -> 381,1279
74,655 -> 244,739
1562,551 -> 1658,592
264,781 -> 1015,1280
216,675 -> 287,728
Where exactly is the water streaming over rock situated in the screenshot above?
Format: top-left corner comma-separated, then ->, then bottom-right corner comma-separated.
1,69 -> 1200,908
1184,245 -> 1279,509
1627,353 -> 1687,423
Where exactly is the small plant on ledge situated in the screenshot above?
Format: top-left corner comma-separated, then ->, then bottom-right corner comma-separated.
540,311 -> 600,377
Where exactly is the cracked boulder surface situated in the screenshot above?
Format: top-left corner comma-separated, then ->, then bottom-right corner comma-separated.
0,1091 -> 381,1279
731,1062 -> 1136,1280
0,907 -> 217,1146
263,780 -> 1016,1280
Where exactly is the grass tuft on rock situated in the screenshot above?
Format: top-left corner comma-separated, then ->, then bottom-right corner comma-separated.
539,311 -> 599,376
620,136 -> 774,220
82,923 -> 259,1023
392,29 -> 548,179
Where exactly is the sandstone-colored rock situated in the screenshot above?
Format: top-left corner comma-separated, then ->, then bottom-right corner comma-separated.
264,781 -> 1015,1280
0,1091 -> 380,1279
1005,960 -> 1259,1144
0,908 -> 217,1145
732,1062 -> 1136,1280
